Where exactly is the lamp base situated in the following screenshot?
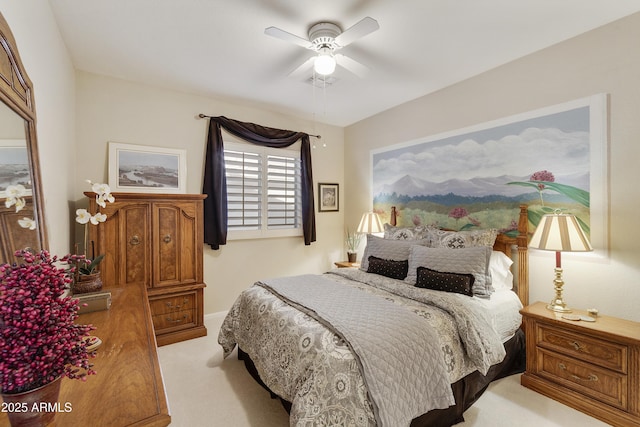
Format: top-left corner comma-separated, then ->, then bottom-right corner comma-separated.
547,300 -> 572,313
546,267 -> 572,313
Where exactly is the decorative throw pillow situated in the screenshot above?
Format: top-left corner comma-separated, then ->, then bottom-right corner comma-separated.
383,223 -> 429,241
367,255 -> 409,280
415,266 -> 474,296
359,234 -> 428,271
405,245 -> 493,298
427,228 -> 498,249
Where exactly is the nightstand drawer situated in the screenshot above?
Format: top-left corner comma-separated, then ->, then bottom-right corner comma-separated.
537,349 -> 627,410
537,323 -> 627,372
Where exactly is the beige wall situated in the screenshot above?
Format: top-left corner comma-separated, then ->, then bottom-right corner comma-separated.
4,1 -> 639,321
75,72 -> 345,314
345,12 -> 640,322
0,1 -> 77,256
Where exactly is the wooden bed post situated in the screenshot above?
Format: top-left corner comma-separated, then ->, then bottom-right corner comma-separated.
516,204 -> 529,307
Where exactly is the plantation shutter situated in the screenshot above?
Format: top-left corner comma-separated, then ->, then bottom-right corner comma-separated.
225,149 -> 262,230
267,154 -> 301,229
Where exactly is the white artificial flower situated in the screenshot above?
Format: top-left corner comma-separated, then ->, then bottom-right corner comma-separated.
14,197 -> 25,212
92,182 -> 111,196
6,184 -> 26,198
96,194 -> 106,208
93,182 -> 114,207
18,217 -> 36,230
90,212 -> 107,225
76,208 -> 91,224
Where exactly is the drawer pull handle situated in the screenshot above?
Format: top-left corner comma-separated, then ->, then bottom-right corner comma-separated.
163,234 -> 172,243
166,315 -> 187,323
558,363 -> 598,382
130,235 -> 140,245
571,341 -> 582,351
165,302 -> 181,309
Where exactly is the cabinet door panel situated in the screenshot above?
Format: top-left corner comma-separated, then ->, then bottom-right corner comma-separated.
155,205 -> 179,286
92,201 -> 150,288
153,201 -> 199,287
122,205 -> 151,287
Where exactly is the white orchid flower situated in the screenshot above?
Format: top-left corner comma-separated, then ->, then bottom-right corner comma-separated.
5,195 -> 26,212
5,185 -> 27,212
93,182 -> 114,207
90,212 -> 107,225
18,217 -> 36,230
14,197 -> 25,212
76,208 -> 91,224
6,184 -> 26,198
92,182 -> 111,196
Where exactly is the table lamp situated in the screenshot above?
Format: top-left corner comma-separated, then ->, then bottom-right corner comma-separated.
529,212 -> 592,312
356,212 -> 383,235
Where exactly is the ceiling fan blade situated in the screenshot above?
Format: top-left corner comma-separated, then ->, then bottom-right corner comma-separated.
334,17 -> 379,47
335,54 -> 370,78
264,26 -> 313,49
288,56 -> 316,78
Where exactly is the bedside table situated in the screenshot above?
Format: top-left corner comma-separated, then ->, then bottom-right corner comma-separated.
334,261 -> 360,268
521,301 -> 640,426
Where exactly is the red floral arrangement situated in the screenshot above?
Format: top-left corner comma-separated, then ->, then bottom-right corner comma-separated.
0,250 -> 96,394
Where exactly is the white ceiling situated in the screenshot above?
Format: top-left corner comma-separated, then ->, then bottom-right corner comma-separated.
49,0 -> 640,127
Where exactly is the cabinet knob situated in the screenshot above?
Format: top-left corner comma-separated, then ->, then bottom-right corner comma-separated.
163,234 -> 172,243
130,235 -> 140,246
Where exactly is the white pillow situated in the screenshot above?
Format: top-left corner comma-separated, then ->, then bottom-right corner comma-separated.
490,251 -> 514,291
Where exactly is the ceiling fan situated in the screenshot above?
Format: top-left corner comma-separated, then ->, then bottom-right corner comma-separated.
264,16 -> 379,78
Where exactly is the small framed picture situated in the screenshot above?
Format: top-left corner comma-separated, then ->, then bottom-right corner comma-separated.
108,142 -> 187,193
318,183 -> 339,212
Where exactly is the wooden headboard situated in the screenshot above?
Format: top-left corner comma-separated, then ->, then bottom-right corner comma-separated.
389,204 -> 529,306
493,205 -> 529,307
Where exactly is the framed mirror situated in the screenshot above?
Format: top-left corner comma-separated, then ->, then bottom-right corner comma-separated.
0,12 -> 47,264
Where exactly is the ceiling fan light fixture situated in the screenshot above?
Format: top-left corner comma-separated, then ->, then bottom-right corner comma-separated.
314,49 -> 336,75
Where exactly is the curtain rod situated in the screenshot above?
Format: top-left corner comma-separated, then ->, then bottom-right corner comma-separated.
197,113 -> 321,139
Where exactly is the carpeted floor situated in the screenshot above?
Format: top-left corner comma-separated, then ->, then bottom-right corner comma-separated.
157,313 -> 610,427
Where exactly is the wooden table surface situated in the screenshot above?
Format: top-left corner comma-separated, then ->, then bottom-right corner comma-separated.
1,284 -> 170,427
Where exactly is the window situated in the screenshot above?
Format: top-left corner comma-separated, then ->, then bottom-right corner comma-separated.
224,142 -> 302,239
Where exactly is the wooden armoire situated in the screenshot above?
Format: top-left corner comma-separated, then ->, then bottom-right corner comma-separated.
86,192 -> 207,346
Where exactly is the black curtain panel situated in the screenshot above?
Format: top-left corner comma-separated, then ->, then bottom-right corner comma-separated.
202,116 -> 316,249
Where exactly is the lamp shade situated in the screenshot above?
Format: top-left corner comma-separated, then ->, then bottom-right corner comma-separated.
356,212 -> 383,234
529,213 -> 592,252
314,48 -> 336,75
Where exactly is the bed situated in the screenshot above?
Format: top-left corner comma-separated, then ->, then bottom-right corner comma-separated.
219,205 -> 530,427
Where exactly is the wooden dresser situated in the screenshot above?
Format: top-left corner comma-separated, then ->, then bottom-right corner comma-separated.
87,192 -> 207,346
521,302 -> 640,426
0,284 -> 171,426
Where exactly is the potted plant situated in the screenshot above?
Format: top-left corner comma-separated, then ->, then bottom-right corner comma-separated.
0,249 -> 96,426
345,228 -> 362,263
73,180 -> 115,294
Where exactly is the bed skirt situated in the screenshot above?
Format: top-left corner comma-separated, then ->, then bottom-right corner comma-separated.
238,327 -> 525,427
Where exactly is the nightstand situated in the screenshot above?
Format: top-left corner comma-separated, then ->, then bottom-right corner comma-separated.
521,301 -> 640,426
334,261 -> 360,268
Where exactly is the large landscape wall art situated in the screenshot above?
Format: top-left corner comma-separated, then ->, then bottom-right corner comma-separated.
371,94 -> 608,248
